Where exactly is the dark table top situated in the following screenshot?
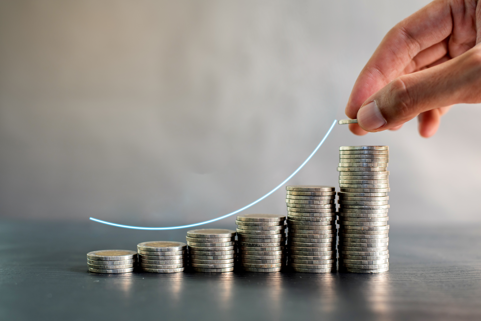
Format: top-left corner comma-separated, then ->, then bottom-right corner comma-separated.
1,220 -> 481,321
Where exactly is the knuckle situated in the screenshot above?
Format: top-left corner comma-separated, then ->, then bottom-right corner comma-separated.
387,78 -> 413,120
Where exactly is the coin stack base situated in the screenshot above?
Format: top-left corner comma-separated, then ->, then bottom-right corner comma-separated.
338,146 -> 390,273
187,229 -> 236,273
286,185 -> 337,273
87,250 -> 137,274
236,214 -> 286,272
137,241 -> 186,273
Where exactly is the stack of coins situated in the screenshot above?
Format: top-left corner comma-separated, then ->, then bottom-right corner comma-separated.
87,250 -> 137,274
236,214 -> 286,272
186,229 -> 236,273
286,185 -> 337,273
137,241 -> 186,273
337,146 -> 390,273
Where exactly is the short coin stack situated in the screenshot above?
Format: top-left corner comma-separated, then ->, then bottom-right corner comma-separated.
186,229 -> 236,273
337,146 -> 390,273
236,214 -> 286,272
87,250 -> 137,274
137,241 -> 186,273
286,185 -> 337,273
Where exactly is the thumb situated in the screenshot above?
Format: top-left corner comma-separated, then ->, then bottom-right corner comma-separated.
357,45 -> 481,132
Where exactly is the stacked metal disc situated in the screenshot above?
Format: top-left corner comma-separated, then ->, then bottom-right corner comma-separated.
186,229 -> 236,273
337,146 -> 390,273
286,185 -> 337,273
236,214 -> 286,272
87,250 -> 137,274
137,241 -> 186,273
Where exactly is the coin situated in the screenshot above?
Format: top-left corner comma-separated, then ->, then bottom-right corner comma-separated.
240,246 -> 285,252
338,163 -> 389,168
287,185 -> 336,192
142,267 -> 185,273
288,220 -> 334,226
341,249 -> 389,255
242,267 -> 282,272
88,267 -> 134,274
340,263 -> 389,269
235,220 -> 283,226
340,217 -> 389,222
190,254 -> 235,260
340,225 -> 389,231
339,157 -> 389,163
87,258 -> 136,265
340,267 -> 389,273
340,204 -> 390,209
340,258 -> 389,265
288,207 -> 336,213
88,263 -> 134,269
341,254 -> 389,260
290,263 -> 334,269
186,229 -> 236,238
186,236 -> 233,243
187,241 -> 235,247
236,214 -> 286,222
137,241 -> 187,252
241,254 -> 284,260
188,246 -> 235,251
341,221 -> 387,227
242,263 -> 283,268
241,250 -> 284,256
339,209 -> 389,215
236,229 -> 285,235
290,267 -> 334,273
340,154 -> 389,159
236,224 -> 285,231
286,199 -> 335,204
290,254 -> 335,260
141,263 -> 184,269
340,146 -> 388,151
338,119 -> 358,125
338,167 -> 388,172
138,250 -> 184,256
287,191 -> 336,196
340,188 -> 390,193
288,212 -> 336,217
239,242 -> 285,247
338,195 -> 389,200
190,258 -> 234,264
287,215 -> 335,221
87,250 -> 137,261
187,249 -> 233,256
238,233 -> 284,239
286,195 -> 335,200
338,233 -> 388,239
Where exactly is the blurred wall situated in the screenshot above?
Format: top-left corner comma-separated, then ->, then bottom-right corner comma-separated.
1,0 -> 480,226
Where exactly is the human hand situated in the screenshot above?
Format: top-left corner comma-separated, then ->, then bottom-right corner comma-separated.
345,0 -> 481,137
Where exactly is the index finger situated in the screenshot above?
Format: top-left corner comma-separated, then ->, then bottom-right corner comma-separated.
345,0 -> 453,119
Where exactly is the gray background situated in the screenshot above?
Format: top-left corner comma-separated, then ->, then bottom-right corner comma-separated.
0,0 -> 480,226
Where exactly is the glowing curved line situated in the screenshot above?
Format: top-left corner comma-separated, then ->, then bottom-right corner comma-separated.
90,119 -> 337,230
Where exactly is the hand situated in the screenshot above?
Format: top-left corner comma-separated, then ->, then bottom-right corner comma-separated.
345,0 -> 481,137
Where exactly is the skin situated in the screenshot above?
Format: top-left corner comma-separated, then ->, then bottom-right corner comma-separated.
346,0 -> 481,137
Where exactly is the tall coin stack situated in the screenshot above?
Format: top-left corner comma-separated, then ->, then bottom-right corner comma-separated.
87,250 -> 137,274
236,214 -> 286,272
187,229 -> 236,273
137,241 -> 186,273
286,186 -> 337,273
337,146 -> 390,273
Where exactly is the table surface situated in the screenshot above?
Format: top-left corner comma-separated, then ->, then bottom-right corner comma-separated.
1,220 -> 481,321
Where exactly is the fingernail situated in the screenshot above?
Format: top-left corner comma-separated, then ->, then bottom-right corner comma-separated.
357,101 -> 386,131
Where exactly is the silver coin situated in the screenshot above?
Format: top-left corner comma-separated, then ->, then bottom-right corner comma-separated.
87,250 -> 137,261
289,237 -> 335,243
290,250 -> 335,257
240,246 -> 285,252
187,249 -> 233,256
287,185 -> 335,192
141,263 -> 184,269
340,184 -> 390,190
190,254 -> 235,260
341,258 -> 389,264
242,262 -> 283,268
338,162 -> 389,168
339,177 -> 389,183
286,199 -> 335,205
239,237 -> 286,244
339,170 -> 389,176
190,262 -> 235,268
88,267 -> 134,274
287,203 -> 336,209
290,242 -> 335,248
140,259 -> 185,265
340,262 -> 389,269
288,208 -> 336,213
338,167 -> 387,172
241,254 -> 284,259
188,245 -> 235,251
286,195 -> 335,200
340,240 -> 389,247
142,267 -> 185,273
340,146 -> 388,151
88,263 -> 134,269
339,209 -> 389,215
290,263 -> 334,269
339,157 -> 388,163
186,229 -> 236,238
289,245 -> 335,252
289,232 -> 336,239
187,241 -> 235,247
341,267 -> 389,273
189,258 -> 235,264
341,224 -> 389,231
340,217 -> 389,222
340,154 -> 389,159
338,119 -> 358,125
242,267 -> 282,272
137,241 -> 187,252
341,249 -> 389,255
339,213 -> 388,219
287,212 -> 336,218
236,229 -> 285,235
287,215 -> 336,222
338,233 -> 388,239
192,267 -> 234,273
287,191 -> 336,196
341,187 -> 391,193
87,258 -> 136,265
241,250 -> 284,256
238,233 -> 284,239
289,224 -> 335,230
236,214 -> 286,222
339,150 -> 389,156
289,229 -> 336,235
340,204 -> 390,209
290,254 -> 335,260
239,242 -> 285,247
186,236 -> 233,243
340,246 -> 389,252
235,224 -> 285,231
340,221 -> 387,227
291,267 -> 334,273
138,249 -> 184,256
288,220 -> 333,226
339,229 -> 389,236
241,258 -> 284,264
339,195 -> 389,200
235,220 -> 283,226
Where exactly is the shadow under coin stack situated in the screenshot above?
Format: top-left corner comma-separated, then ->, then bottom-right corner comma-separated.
286,186 -> 337,273
186,229 -> 236,273
337,146 -> 390,273
87,250 -> 137,274
137,241 -> 186,273
236,214 -> 286,272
